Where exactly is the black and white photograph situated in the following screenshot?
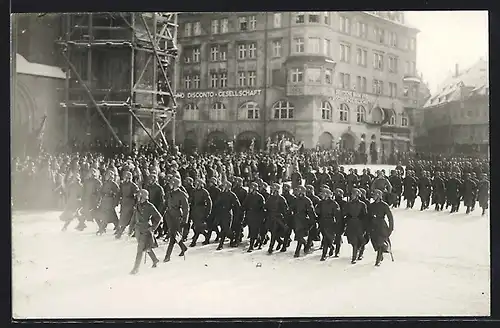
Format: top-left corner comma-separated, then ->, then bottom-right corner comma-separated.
11,11 -> 490,319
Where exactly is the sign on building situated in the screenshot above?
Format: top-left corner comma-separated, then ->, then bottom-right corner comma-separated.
175,89 -> 262,99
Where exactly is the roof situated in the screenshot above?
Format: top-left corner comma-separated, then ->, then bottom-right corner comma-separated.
16,53 -> 66,79
424,58 -> 488,108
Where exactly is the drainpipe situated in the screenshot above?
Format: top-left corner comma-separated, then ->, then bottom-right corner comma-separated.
262,13 -> 268,149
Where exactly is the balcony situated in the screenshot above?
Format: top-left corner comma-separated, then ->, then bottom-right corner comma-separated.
402,75 -> 421,84
286,84 -> 335,97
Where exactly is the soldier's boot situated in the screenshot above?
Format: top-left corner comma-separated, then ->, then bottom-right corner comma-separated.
320,241 -> 328,261
280,236 -> 288,252
328,246 -> 334,257
182,225 -> 190,242
178,240 -> 188,257
130,250 -> 143,274
216,233 -> 225,250
247,238 -> 255,253
294,242 -> 302,258
420,203 -> 425,211
466,206 -> 471,214
375,250 -> 383,266
61,220 -> 71,231
334,242 -> 341,258
435,204 -> 439,211
267,235 -> 276,254
351,246 -> 358,264
357,245 -> 365,261
202,231 -> 211,245
148,251 -> 159,268
164,240 -> 175,262
115,226 -> 125,239
75,220 -> 87,231
190,232 -> 200,247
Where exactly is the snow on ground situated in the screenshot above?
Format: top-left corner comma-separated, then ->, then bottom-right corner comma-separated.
12,165 -> 490,319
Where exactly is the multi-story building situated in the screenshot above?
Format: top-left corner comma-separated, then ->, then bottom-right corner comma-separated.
414,58 -> 489,154
175,11 -> 421,160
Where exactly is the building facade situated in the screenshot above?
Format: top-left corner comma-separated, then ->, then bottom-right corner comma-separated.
175,11 -> 421,160
414,59 -> 489,154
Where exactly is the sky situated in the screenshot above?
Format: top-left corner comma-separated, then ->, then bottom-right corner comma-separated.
404,11 -> 489,93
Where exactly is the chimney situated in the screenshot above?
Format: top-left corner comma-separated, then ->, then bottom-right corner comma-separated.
455,63 -> 459,77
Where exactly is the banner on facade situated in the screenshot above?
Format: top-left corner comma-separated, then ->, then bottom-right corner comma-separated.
175,89 -> 262,99
329,90 -> 372,105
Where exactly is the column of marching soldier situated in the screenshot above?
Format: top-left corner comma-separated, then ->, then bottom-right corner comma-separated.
58,162 -> 490,275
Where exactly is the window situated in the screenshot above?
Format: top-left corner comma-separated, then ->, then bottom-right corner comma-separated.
388,56 -> 398,73
356,76 -> 367,92
219,44 -> 228,61
210,102 -> 227,121
340,44 -> 351,62
210,46 -> 219,61
309,12 -> 320,23
211,20 -> 219,35
308,37 -> 320,53
210,73 -> 218,88
388,111 -> 396,125
356,48 -> 367,66
274,13 -> 282,28
374,27 -> 385,44
184,48 -> 192,64
356,105 -> 366,123
325,69 -> 332,84
272,40 -> 282,57
390,32 -> 398,47
184,22 -> 192,37
290,68 -> 303,83
340,16 -> 350,34
294,37 -> 304,53
307,68 -> 321,83
389,82 -> 397,98
192,47 -> 200,62
401,112 -> 409,126
238,71 -> 246,86
273,100 -> 294,119
248,43 -> 257,58
183,103 -> 199,120
193,75 -> 200,89
373,53 -> 384,70
339,103 -> 349,122
323,12 -> 330,24
218,72 -> 227,88
321,101 -> 332,120
238,44 -> 246,59
247,71 -> 256,86
339,73 -> 351,89
241,102 -> 259,120
249,15 -> 257,30
409,38 -> 416,51
194,22 -> 201,36
323,39 -> 331,56
184,75 -> 191,89
356,21 -> 367,38
221,18 -> 229,33
239,17 -> 248,31
373,79 -> 383,95
296,12 -> 305,23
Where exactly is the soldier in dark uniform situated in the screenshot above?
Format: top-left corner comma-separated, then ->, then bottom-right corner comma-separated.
477,173 -> 490,216
368,189 -> 394,267
129,189 -> 161,275
264,183 -> 289,254
304,166 -> 317,190
96,170 -> 120,235
255,182 -> 271,248
346,169 -> 359,201
163,178 -> 189,262
316,167 -> 332,195
60,173 -> 83,231
231,177 -> 248,247
145,174 -> 165,238
403,170 -> 418,209
418,171 -> 432,211
359,169 -> 373,200
290,185 -> 317,258
331,167 -> 346,195
78,168 -> 102,231
206,177 -> 221,243
357,188 -> 371,261
469,172 -> 479,212
290,166 -> 302,191
242,182 -> 266,253
305,185 -> 321,249
332,188 -> 347,257
344,189 -> 368,264
446,172 -> 462,213
462,173 -> 477,214
432,172 -> 446,211
388,170 -> 403,208
115,171 -> 139,239
213,181 -> 241,250
189,178 -> 212,247
316,188 -> 341,261
280,183 -> 296,252
181,177 -> 195,241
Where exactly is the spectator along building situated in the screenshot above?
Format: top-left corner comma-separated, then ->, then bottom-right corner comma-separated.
175,11 -> 422,160
414,58 -> 489,154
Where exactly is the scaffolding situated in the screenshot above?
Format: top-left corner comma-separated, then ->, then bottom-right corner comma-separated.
55,12 -> 179,151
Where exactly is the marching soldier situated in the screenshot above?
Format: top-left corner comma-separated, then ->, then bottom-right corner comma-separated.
242,182 -> 266,253
115,171 -> 139,239
206,177 -> 221,243
189,178 -> 212,247
290,186 -> 317,258
477,173 -> 490,216
316,188 -> 341,261
403,170 -> 418,209
264,183 -> 289,254
344,188 -> 368,264
145,174 -> 165,238
129,189 -> 161,275
332,188 -> 347,258
231,177 -> 248,247
96,170 -> 120,235
418,171 -> 432,211
305,185 -> 321,250
368,189 -> 394,267
280,183 -> 296,252
163,178 -> 189,262
60,173 -> 83,231
78,168 -> 102,231
357,188 -> 371,261
388,170 -> 403,208
462,173 -> 477,214
213,181 -> 241,251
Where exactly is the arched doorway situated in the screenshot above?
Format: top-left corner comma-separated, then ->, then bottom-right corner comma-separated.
271,130 -> 294,143
371,106 -> 384,124
318,132 -> 334,149
340,132 -> 355,150
236,131 -> 261,152
206,131 -> 229,152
